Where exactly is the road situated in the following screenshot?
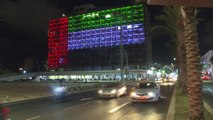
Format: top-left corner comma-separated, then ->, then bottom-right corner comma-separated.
202,80 -> 213,113
7,85 -> 174,120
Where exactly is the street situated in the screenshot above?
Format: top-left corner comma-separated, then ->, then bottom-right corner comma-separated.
7,85 -> 174,120
202,80 -> 213,114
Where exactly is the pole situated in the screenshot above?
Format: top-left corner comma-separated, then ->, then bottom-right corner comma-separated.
35,58 -> 39,74
119,17 -> 124,82
124,49 -> 129,81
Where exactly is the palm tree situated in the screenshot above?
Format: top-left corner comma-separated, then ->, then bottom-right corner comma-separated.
181,6 -> 204,120
128,2 -> 204,119
151,6 -> 187,92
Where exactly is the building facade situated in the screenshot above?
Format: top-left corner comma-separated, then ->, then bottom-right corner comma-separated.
48,4 -> 152,71
201,50 -> 213,75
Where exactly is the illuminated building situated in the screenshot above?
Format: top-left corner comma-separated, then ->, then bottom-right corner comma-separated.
201,50 -> 213,75
48,4 -> 152,70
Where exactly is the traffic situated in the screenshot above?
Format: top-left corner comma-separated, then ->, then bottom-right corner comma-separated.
4,80 -> 174,120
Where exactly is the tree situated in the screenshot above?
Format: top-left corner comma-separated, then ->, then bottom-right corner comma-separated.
181,6 -> 204,120
23,57 -> 34,72
151,6 -> 187,92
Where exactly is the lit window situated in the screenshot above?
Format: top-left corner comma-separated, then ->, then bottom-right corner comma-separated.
105,14 -> 111,18
127,25 -> 132,29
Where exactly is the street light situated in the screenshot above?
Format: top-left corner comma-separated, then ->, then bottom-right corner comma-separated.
118,21 -> 124,82
112,12 -> 127,82
124,49 -> 129,81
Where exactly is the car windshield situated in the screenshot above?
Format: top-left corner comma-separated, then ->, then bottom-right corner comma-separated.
136,82 -> 156,89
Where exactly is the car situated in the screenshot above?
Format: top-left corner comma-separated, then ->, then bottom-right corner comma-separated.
202,75 -> 211,80
98,83 -> 127,98
160,80 -> 174,86
53,86 -> 70,101
130,81 -> 161,102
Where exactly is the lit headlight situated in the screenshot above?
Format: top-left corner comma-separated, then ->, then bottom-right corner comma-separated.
131,92 -> 137,97
123,86 -> 127,90
54,87 -> 65,93
148,92 -> 155,97
98,90 -> 103,94
111,89 -> 117,94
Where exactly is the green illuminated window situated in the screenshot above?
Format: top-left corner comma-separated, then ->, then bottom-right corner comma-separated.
68,4 -> 144,32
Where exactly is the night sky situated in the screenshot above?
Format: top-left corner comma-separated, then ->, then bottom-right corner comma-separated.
0,0 -> 213,71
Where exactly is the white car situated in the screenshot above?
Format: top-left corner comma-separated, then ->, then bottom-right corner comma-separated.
98,83 -> 127,98
131,81 -> 161,102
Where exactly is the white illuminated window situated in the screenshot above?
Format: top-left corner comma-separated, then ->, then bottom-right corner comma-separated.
127,25 -> 132,29
105,14 -> 111,18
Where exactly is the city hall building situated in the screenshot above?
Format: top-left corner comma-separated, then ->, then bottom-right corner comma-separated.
47,3 -> 152,73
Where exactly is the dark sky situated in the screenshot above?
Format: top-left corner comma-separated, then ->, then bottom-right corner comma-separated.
0,0 -> 213,71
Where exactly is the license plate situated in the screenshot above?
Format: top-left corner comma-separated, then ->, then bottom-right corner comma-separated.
140,96 -> 148,99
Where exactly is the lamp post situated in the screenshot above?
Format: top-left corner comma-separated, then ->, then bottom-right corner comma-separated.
112,12 -> 126,82
118,21 -> 124,82
124,49 -> 129,81
35,58 -> 39,74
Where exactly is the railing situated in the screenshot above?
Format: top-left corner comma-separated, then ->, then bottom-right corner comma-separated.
0,69 -> 147,82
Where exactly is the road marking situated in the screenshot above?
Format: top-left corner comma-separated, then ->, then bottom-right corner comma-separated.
80,97 -> 93,101
64,101 -> 95,111
26,116 -> 40,120
108,102 -> 130,113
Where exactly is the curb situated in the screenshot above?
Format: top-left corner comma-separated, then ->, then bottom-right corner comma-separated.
166,86 -> 176,120
203,101 -> 213,117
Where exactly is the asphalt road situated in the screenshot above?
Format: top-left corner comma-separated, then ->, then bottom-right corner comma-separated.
7,85 -> 174,120
202,80 -> 213,110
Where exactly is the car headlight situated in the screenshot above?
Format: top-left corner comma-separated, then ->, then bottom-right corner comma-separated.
111,89 -> 117,94
148,92 -> 155,97
98,90 -> 103,94
53,86 -> 66,95
131,92 -> 137,97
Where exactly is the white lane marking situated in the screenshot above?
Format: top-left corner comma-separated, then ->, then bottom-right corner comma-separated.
108,102 -> 130,113
26,116 -> 40,120
80,97 -> 93,101
64,101 -> 95,111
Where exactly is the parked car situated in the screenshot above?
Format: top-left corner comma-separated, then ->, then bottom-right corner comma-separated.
98,83 -> 127,98
130,81 -> 161,102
